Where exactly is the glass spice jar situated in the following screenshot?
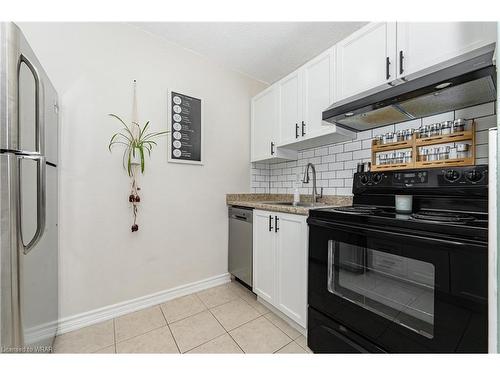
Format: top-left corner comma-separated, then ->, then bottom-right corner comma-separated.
452,118 -> 466,133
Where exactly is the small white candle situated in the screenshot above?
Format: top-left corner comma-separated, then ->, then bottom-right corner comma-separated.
395,195 -> 413,214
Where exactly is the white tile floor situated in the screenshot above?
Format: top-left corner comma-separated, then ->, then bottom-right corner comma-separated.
53,281 -> 312,354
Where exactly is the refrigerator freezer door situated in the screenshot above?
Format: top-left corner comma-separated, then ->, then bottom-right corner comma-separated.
0,22 -> 45,155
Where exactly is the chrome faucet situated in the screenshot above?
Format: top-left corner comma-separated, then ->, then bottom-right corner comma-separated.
302,163 -> 323,204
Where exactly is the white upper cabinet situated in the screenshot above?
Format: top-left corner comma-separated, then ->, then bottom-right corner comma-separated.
302,48 -> 335,137
396,22 -> 497,80
279,70 -> 302,145
277,47 -> 354,150
335,22 -> 396,102
252,22 -> 496,160
251,85 -> 276,162
251,84 -> 297,162
279,47 -> 336,144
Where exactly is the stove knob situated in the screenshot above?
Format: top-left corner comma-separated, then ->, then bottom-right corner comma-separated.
444,169 -> 460,182
360,174 -> 369,185
372,173 -> 382,184
466,169 -> 483,183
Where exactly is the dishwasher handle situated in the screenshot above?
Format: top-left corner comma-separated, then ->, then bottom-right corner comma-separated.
228,206 -> 253,223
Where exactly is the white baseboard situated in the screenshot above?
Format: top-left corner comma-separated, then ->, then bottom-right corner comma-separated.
57,273 -> 231,336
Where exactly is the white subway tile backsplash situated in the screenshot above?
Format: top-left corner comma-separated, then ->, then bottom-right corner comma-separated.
337,152 -> 353,161
316,163 -> 329,172
345,141 -> 362,152
421,111 -> 454,126
372,124 -> 395,137
329,145 -> 343,154
337,187 -> 353,196
329,162 -> 344,171
356,130 -> 373,140
315,148 -> 328,157
302,150 -> 315,158
353,149 -> 371,160
455,102 -> 495,120
322,171 -> 336,179
475,115 -> 496,131
329,179 -> 344,187
323,188 -> 337,195
475,130 -> 489,145
321,154 -> 335,164
337,169 -> 354,179
309,156 -> 322,164
362,139 -> 373,149
395,118 -> 422,132
344,160 -> 361,170
250,102 -> 495,195
476,144 -> 488,158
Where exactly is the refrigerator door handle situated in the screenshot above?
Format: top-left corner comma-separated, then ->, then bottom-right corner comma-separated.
18,154 -> 46,254
19,53 -> 44,154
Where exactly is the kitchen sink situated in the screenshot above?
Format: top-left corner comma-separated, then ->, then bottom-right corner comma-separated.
263,201 -> 326,208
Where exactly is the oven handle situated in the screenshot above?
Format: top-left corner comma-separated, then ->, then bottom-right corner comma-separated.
309,218 -> 469,247
327,240 -> 336,295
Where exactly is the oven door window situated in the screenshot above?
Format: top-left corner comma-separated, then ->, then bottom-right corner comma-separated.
327,240 -> 435,339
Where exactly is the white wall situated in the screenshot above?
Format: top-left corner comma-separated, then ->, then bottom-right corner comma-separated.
18,22 -> 266,319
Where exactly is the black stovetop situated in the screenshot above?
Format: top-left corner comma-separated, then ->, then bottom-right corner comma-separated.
309,166 -> 489,243
309,204 -> 488,243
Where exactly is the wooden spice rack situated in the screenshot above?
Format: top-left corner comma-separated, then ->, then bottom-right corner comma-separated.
371,122 -> 476,171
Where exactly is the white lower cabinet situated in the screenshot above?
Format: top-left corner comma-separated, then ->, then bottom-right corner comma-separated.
253,210 -> 277,304
253,210 -> 308,328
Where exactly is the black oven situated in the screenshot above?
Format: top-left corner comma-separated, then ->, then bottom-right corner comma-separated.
308,219 -> 488,353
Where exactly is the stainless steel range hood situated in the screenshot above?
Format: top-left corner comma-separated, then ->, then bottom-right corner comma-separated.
323,51 -> 497,132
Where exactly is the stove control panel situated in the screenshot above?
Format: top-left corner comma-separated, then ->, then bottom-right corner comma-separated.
354,165 -> 488,194
393,171 -> 428,185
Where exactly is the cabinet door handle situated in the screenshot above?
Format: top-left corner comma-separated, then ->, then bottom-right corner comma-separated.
301,121 -> 306,137
270,141 -> 275,155
295,123 -> 299,138
399,50 -> 404,75
269,215 -> 273,232
274,216 -> 279,233
386,57 -> 391,80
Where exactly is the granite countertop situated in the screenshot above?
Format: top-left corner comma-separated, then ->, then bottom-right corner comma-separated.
226,193 -> 353,215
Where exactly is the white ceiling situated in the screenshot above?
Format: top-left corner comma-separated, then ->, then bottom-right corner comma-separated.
132,22 -> 367,84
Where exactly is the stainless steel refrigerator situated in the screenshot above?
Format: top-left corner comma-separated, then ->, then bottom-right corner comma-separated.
0,22 -> 58,353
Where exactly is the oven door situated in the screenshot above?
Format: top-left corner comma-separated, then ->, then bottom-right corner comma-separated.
308,219 -> 487,353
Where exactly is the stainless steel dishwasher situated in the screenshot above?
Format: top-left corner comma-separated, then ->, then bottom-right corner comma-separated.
228,206 -> 253,288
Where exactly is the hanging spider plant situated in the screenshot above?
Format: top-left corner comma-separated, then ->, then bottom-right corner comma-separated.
108,114 -> 169,176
